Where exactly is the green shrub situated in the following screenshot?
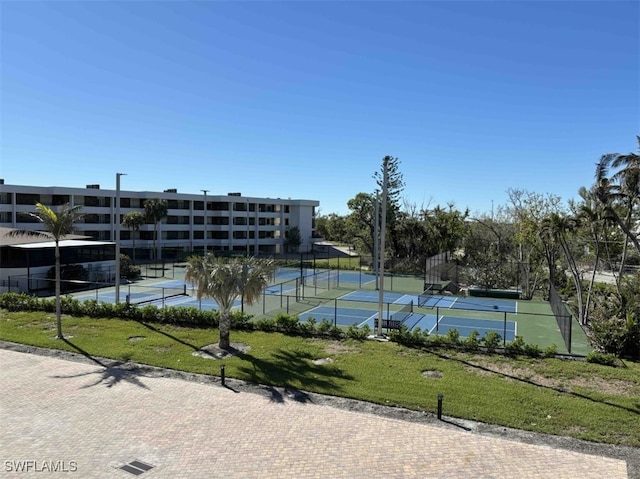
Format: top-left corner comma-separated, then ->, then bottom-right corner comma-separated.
389,325 -> 428,347
426,334 -> 447,348
543,344 -> 558,358
346,323 -> 370,340
445,328 -> 461,347
317,318 -> 333,334
462,330 -> 481,351
256,317 -> 276,331
230,312 -> 252,330
0,293 -> 41,311
299,317 -> 317,335
524,343 -> 542,358
139,305 -> 160,321
483,331 -> 502,353
275,314 -> 300,333
586,351 -> 618,366
505,336 -> 526,357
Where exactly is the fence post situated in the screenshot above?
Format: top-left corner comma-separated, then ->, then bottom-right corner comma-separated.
503,312 -> 507,348
334,298 -> 337,328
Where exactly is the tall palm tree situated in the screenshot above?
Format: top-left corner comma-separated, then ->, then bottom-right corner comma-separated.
185,255 -> 275,349
6,203 -> 83,339
143,198 -> 167,261
122,211 -> 145,263
595,136 -> 640,263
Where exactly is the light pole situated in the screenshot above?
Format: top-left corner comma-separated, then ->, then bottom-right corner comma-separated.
374,189 -> 380,290
115,172 -> 127,304
377,162 -> 388,337
201,189 -> 209,256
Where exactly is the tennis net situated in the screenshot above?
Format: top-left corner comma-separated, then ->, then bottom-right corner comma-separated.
126,284 -> 187,306
418,286 -> 436,307
391,300 -> 414,322
549,280 -> 572,353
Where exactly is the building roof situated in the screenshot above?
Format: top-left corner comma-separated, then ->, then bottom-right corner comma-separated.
11,239 -> 114,249
0,227 -> 101,247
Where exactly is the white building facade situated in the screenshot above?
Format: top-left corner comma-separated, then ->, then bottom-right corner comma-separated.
0,182 -> 319,260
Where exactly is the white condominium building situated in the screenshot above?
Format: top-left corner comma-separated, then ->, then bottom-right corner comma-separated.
0,181 -> 319,260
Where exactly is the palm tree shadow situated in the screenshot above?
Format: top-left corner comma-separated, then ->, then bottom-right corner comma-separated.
432,350 -> 640,415
236,349 -> 353,404
53,339 -> 149,389
138,321 -> 202,351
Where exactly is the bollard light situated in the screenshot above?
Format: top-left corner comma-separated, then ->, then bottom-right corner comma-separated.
437,393 -> 443,420
220,364 -> 226,386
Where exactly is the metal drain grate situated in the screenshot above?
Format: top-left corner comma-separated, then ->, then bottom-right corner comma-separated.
120,460 -> 154,476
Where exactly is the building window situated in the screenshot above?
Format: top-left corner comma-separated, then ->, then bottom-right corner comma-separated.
16,193 -> 40,205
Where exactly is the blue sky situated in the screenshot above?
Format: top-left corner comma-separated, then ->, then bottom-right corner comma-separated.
1,1 -> 638,216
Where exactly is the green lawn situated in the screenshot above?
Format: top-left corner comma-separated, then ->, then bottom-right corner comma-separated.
2,309 -> 638,447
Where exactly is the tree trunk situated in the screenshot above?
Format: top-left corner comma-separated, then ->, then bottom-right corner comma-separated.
132,229 -> 136,264
55,242 -> 63,339
218,312 -> 231,350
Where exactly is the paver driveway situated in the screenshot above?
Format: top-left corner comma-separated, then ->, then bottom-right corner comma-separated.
0,348 -> 630,478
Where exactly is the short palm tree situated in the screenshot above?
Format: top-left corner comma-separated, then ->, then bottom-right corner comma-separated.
143,198 -> 168,261
6,202 -> 83,339
185,255 -> 275,349
122,211 -> 145,263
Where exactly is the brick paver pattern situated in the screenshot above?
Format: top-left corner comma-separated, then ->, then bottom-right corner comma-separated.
0,349 -> 627,478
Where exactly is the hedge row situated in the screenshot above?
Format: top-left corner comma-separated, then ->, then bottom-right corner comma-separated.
388,325 -> 560,358
0,293 -> 226,328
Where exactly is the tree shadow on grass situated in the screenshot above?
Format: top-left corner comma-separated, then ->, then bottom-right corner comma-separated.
235,349 -> 353,404
432,350 -> 640,415
138,321 -> 202,351
52,338 -> 149,389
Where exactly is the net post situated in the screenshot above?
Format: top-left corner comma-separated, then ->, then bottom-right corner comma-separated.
436,307 -> 439,333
